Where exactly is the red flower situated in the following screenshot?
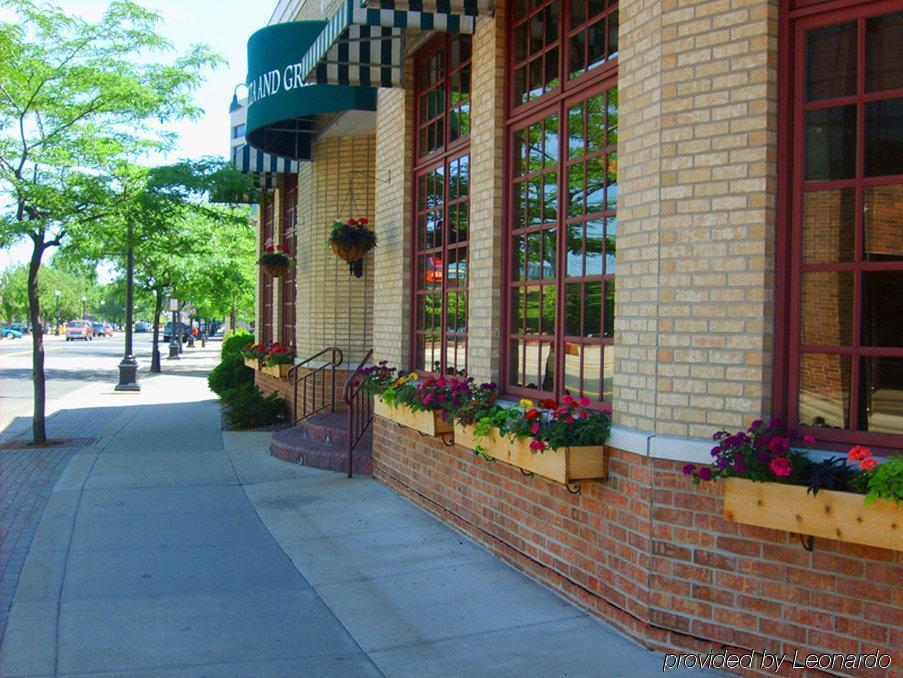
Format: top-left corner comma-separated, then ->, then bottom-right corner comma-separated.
540,399 -> 558,409
859,457 -> 879,472
265,245 -> 274,252
524,408 -> 540,422
565,416 -> 575,424
803,435 -> 816,446
769,456 -> 792,477
529,439 -> 545,452
347,218 -> 356,226
848,445 -> 871,462
359,217 -> 368,225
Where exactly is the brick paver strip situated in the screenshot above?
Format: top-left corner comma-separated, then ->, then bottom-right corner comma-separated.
0,406 -> 119,643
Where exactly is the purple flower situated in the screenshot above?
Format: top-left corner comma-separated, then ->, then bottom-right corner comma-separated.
756,451 -> 770,464
715,456 -> 730,469
711,446 -> 721,457
683,463 -> 695,476
698,467 -> 713,481
733,456 -> 747,473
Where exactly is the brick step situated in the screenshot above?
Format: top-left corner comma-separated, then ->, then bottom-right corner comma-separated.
298,411 -> 367,447
270,420 -> 372,476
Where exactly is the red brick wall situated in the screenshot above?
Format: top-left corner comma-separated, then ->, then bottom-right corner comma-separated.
256,367 -> 353,417
372,417 -> 902,676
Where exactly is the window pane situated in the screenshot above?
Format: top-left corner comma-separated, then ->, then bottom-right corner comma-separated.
510,340 -> 528,387
542,227 -> 557,278
805,106 -> 856,181
526,232 -> 542,278
511,288 -> 525,333
564,342 -> 581,395
605,216 -> 616,274
860,356 -> 903,433
539,341 -> 555,391
568,103 -> 584,158
541,285 -> 556,335
526,286 -> 541,333
566,225 -> 583,276
586,219 -> 603,276
865,184 -> 903,261
565,283 -> 581,335
604,282 -> 615,338
585,281 -> 602,336
806,22 -> 857,102
583,343 -> 601,399
799,353 -> 851,429
586,156 -> 604,213
802,189 -> 855,263
568,163 -> 584,217
864,98 -> 903,177
861,271 -> 903,347
801,271 -> 854,346
866,12 -> 903,93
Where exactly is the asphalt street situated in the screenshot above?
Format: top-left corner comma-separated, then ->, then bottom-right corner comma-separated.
0,332 -> 165,434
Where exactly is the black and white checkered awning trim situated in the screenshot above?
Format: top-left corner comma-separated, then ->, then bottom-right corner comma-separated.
233,144 -> 298,190
300,0 -> 485,88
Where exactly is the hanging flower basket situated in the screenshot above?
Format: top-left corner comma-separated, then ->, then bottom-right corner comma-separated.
258,245 -> 291,277
328,217 -> 376,278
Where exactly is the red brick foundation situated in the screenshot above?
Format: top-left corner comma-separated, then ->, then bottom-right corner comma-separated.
372,417 -> 902,677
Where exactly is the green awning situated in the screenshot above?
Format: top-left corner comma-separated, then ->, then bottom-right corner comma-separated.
245,21 -> 377,160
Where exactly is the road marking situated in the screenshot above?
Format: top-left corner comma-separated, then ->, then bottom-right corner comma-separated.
0,345 -> 66,360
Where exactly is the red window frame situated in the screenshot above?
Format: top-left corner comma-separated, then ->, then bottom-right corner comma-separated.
776,0 -> 903,449
281,175 -> 297,347
411,34 -> 472,376
503,0 -> 618,407
261,191 -> 275,344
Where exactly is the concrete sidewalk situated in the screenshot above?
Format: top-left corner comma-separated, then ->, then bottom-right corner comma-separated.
0,347 -> 688,677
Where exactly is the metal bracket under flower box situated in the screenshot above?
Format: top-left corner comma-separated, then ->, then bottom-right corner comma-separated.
454,423 -> 607,486
244,358 -> 260,370
374,397 -> 453,438
261,364 -> 293,378
722,477 -> 902,552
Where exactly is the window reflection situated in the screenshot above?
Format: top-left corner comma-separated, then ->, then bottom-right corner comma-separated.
799,353 -> 851,429
865,185 -> 903,261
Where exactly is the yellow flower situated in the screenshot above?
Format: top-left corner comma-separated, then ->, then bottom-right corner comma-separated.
407,372 -> 419,380
519,399 -> 533,409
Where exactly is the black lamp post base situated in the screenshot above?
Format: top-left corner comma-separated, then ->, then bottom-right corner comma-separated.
114,358 -> 140,392
168,340 -> 181,359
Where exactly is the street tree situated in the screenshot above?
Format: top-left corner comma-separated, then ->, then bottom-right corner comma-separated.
0,0 -> 219,442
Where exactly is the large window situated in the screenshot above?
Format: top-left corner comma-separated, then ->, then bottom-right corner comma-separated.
281,174 -> 297,347
505,0 -> 618,406
412,35 -> 471,375
782,2 -> 903,446
261,192 -> 275,344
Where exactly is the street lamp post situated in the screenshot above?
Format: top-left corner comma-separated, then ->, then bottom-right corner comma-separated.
168,298 -> 180,360
54,290 -> 61,335
115,225 -> 140,391
81,295 -> 87,320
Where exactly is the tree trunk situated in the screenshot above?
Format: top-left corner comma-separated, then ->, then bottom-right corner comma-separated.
229,299 -> 236,333
151,288 -> 163,373
27,239 -> 46,444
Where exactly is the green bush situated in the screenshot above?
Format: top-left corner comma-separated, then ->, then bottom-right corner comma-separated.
222,330 -> 254,357
222,383 -> 289,429
208,352 -> 253,396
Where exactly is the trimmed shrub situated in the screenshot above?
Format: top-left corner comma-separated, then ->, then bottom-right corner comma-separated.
222,383 -> 289,429
222,330 -> 254,358
208,352 -> 253,396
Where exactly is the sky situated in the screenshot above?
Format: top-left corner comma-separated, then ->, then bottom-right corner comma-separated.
0,0 -> 274,271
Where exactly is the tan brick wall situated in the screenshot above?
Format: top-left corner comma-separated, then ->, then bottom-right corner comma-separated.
615,0 -> 779,437
465,10 -> 506,385
373,60 -> 416,369
294,134 -> 376,365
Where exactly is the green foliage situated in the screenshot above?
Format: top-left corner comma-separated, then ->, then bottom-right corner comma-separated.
221,383 -> 289,430
207,353 -> 253,397
864,456 -> 903,505
222,330 -> 253,357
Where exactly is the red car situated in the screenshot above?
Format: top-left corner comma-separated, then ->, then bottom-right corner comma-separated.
65,320 -> 94,341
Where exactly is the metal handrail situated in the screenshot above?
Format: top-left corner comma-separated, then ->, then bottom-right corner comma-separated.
288,347 -> 344,424
343,349 -> 374,478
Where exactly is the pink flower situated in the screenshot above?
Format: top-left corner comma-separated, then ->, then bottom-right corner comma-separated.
578,410 -> 589,419
803,435 -> 816,447
562,394 -> 575,406
769,456 -> 792,477
859,457 -> 879,472
530,422 -> 540,434
529,439 -> 545,452
601,404 -> 612,416
578,396 -> 590,407
565,416 -> 575,424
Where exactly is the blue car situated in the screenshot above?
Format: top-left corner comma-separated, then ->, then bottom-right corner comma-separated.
1,327 -> 24,339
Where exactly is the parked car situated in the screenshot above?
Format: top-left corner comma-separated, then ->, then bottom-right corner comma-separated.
91,322 -> 106,337
66,320 -> 94,341
163,322 -> 190,342
1,326 -> 24,339
134,321 -> 151,333
103,323 -> 113,337
10,322 -> 28,334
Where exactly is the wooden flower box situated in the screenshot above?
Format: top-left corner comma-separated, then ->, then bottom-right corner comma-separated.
454,423 -> 607,485
261,363 -> 293,378
722,477 -> 902,552
244,358 -> 259,370
374,397 -> 453,437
